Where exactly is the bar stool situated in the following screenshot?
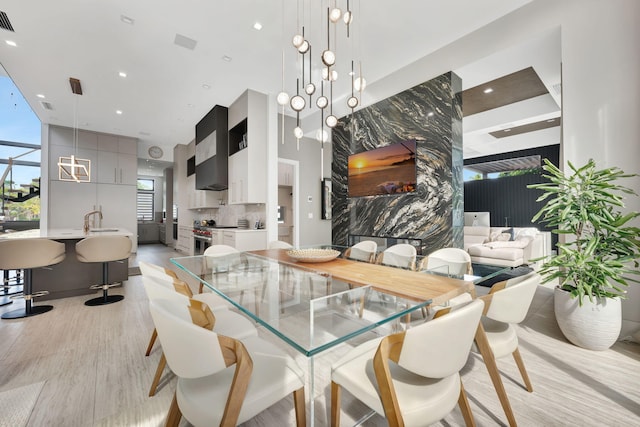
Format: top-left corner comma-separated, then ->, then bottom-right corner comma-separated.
0,238 -> 66,319
76,235 -> 132,306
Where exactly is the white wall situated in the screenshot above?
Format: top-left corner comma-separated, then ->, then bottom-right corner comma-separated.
277,114 -> 332,246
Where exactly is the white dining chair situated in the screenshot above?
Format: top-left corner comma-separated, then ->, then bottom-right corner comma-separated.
149,298 -> 306,426
420,247 -> 473,276
268,240 -> 294,249
201,245 -> 241,293
474,271 -> 540,393
139,261 -> 231,358
376,243 -> 417,270
331,299 -> 484,427
142,275 -> 258,396
344,240 -> 378,263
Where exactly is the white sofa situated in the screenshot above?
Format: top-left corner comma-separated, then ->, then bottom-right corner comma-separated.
464,226 -> 544,268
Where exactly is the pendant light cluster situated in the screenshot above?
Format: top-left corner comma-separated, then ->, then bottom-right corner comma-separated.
58,77 -> 91,183
277,0 -> 366,145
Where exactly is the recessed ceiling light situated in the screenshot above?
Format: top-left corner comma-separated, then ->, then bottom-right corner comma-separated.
504,128 -> 511,132
5,40 -> 17,47
483,88 -> 493,94
202,84 -> 211,89
253,22 -> 263,30
36,94 -> 45,99
547,119 -> 555,122
222,55 -> 232,62
187,103 -> 194,108
116,110 -> 123,115
118,71 -> 127,78
120,15 -> 135,25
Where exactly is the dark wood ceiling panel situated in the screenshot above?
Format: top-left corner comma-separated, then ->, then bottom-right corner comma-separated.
462,67 -> 548,116
490,117 -> 561,138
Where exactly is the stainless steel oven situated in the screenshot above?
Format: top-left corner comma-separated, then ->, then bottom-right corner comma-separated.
193,229 -> 212,255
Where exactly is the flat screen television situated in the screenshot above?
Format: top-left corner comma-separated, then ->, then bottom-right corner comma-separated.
348,140 -> 417,197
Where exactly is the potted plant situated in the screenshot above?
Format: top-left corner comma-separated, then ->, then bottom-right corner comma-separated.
529,159 -> 640,350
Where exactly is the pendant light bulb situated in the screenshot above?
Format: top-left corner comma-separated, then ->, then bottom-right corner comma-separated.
316,129 -> 329,143
329,8 -> 342,23
292,34 -> 304,48
276,91 -> 290,106
322,50 -> 336,67
297,40 -> 310,54
343,11 -> 353,25
354,76 -> 367,92
316,96 -> 329,109
326,115 -> 338,128
290,95 -> 306,112
305,83 -> 316,96
294,126 -> 304,139
322,68 -> 338,81
347,96 -> 359,109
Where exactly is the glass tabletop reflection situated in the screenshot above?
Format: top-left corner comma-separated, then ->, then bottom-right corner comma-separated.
170,253 -> 430,357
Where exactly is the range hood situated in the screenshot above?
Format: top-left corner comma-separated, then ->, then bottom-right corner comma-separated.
195,105 -> 228,190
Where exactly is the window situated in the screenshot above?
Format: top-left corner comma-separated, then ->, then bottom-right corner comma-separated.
463,155 -> 542,182
1,76 -> 42,221
137,179 -> 154,221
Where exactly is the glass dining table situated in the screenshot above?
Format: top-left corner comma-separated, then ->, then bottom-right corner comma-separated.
170,248 -> 474,425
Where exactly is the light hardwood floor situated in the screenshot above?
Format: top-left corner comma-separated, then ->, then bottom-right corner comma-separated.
1,243 -> 639,426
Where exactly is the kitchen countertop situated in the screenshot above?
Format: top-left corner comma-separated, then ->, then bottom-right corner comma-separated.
0,228 -> 134,240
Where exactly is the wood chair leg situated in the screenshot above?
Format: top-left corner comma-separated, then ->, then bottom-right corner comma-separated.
331,381 -> 341,427
474,324 -> 518,427
164,391 -> 182,427
198,282 -> 204,294
293,387 -> 306,427
145,328 -> 157,356
458,379 -> 476,427
149,352 -> 167,397
512,347 -> 533,392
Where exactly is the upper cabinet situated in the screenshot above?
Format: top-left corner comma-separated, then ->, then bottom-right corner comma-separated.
195,105 -> 228,190
228,90 -> 268,205
96,134 -> 137,185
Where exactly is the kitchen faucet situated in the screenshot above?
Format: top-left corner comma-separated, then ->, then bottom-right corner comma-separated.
83,210 -> 103,234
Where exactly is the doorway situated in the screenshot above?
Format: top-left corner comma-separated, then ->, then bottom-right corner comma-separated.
277,159 -> 299,247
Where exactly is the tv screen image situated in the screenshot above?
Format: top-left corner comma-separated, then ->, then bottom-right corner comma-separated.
348,140 -> 417,197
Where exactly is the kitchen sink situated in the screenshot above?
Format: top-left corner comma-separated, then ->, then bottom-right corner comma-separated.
90,228 -> 119,232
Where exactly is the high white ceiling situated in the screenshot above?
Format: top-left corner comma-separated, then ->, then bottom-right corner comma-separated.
0,0 -> 560,170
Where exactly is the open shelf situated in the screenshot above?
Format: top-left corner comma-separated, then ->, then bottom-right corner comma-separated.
229,118 -> 247,156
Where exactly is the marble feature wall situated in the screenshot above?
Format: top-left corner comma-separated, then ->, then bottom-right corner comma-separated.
332,72 -> 463,254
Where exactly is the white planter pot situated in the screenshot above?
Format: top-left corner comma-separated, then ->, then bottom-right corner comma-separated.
553,287 -> 621,350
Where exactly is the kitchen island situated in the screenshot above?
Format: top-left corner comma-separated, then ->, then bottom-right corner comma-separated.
0,228 -> 134,300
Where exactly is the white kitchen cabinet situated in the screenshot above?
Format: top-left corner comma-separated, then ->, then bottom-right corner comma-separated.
176,226 -> 194,254
278,163 -> 294,186
188,189 -> 224,209
222,230 -> 267,251
227,90 -> 267,205
97,150 -> 137,185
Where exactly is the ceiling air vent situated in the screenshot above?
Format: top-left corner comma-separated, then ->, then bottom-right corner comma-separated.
40,101 -> 53,110
0,11 -> 15,32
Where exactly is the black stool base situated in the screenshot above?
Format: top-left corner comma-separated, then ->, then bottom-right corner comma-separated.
0,296 -> 13,307
85,294 -> 124,306
2,304 -> 54,319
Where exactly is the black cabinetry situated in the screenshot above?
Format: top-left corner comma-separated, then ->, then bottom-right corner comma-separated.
195,105 -> 228,190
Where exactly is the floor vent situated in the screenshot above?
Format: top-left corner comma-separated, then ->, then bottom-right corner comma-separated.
40,101 -> 53,110
0,11 -> 14,32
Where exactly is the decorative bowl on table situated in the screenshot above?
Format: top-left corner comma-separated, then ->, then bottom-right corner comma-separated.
286,248 -> 341,263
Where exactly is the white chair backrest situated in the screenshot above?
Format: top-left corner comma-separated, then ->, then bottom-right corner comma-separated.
76,235 -> 132,263
0,238 -> 66,269
142,276 -> 189,305
397,299 -> 484,378
347,240 -> 378,262
379,244 -> 416,269
149,298 -> 227,379
268,240 -> 293,249
485,272 -> 540,324
425,248 -> 471,276
204,245 -> 239,256
139,261 -> 174,280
